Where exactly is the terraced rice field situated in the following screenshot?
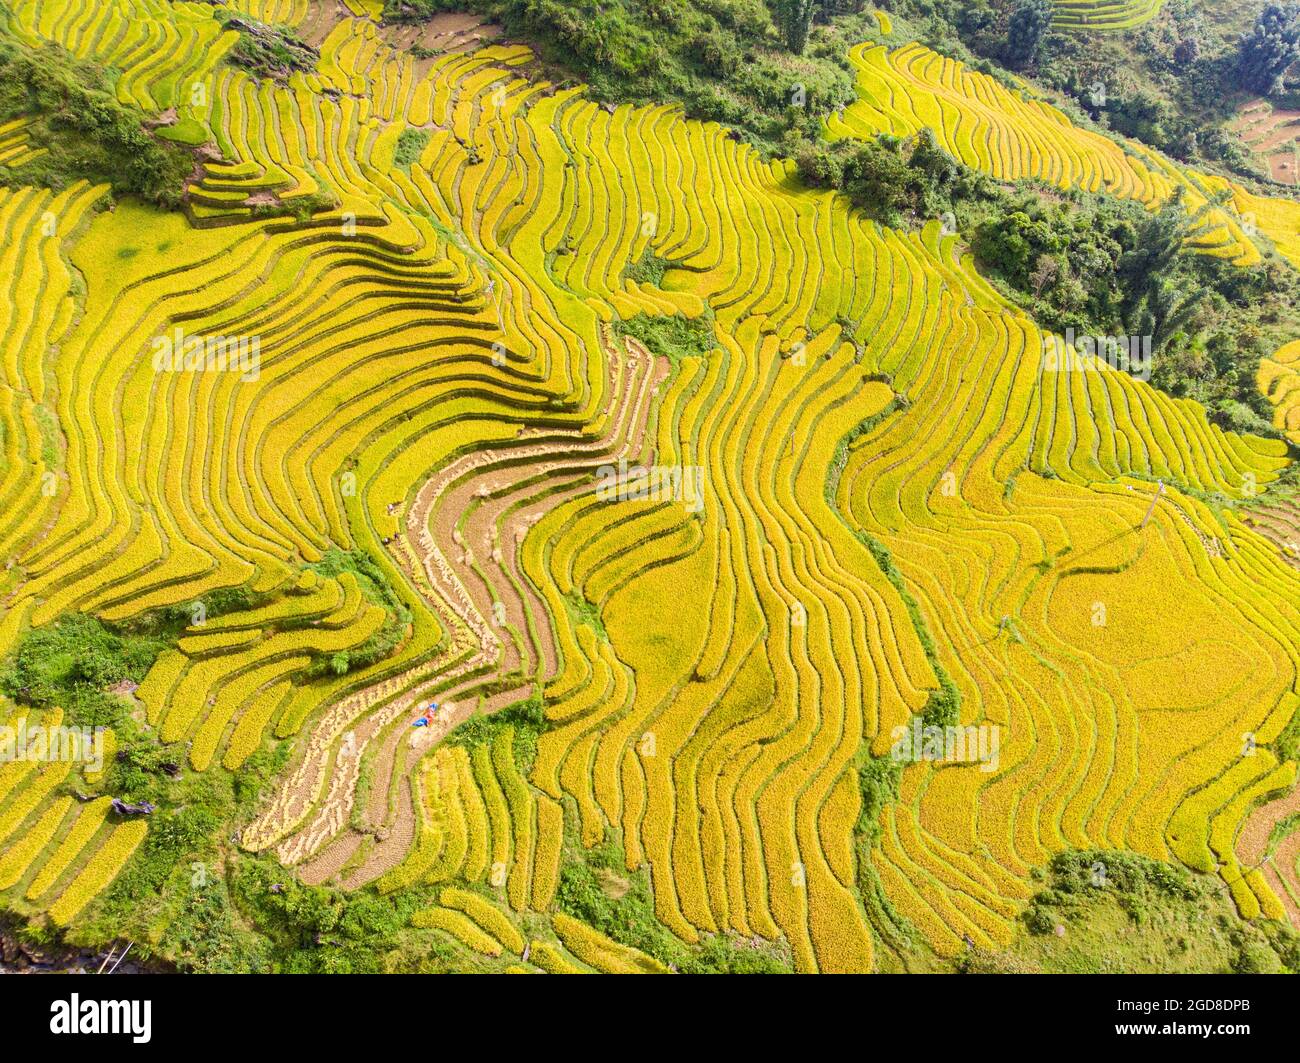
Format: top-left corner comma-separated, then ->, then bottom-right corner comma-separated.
1051,0 -> 1166,31
0,2 -> 1298,971
1243,500 -> 1300,573
829,42 -> 1300,270
1232,100 -> 1300,187
1260,339 -> 1300,446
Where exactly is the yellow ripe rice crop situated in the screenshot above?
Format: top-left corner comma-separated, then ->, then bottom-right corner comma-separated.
1052,0 -> 1166,31
1259,339 -> 1300,445
25,797 -> 115,901
47,820 -> 147,926
411,906 -> 504,957
0,0 -> 1296,972
527,940 -> 587,974
0,797 -> 71,890
829,42 -> 1300,269
440,887 -> 526,954
552,912 -> 672,973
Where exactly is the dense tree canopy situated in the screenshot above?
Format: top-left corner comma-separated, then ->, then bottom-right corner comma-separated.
1238,2 -> 1300,96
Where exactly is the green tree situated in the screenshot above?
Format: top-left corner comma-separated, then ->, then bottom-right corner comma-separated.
0,29 -> 191,205
1238,3 -> 1300,97
775,0 -> 819,54
1004,0 -> 1052,70
1117,197 -> 1208,351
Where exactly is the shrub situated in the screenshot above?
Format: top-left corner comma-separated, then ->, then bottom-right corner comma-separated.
0,27 -> 191,205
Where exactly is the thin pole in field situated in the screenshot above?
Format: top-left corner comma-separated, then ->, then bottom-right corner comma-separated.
1141,480 -> 1165,531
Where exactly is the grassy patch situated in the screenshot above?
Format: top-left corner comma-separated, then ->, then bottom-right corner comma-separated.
32,405 -> 59,467
0,613 -> 172,732
0,27 -> 193,207
394,126 -> 432,170
556,832 -> 793,972
562,589 -> 607,640
306,549 -> 413,677
614,312 -> 717,365
222,16 -> 318,82
990,850 -> 1300,974
224,856 -> 451,973
622,247 -> 673,286
445,696 -> 547,772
